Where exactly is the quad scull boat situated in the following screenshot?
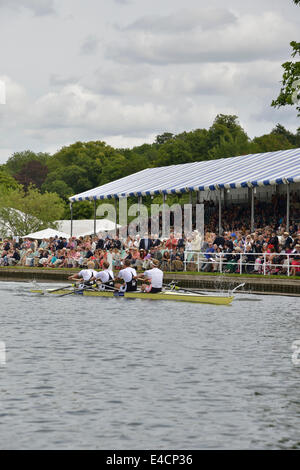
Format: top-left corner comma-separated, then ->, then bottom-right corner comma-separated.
31,286 -> 234,305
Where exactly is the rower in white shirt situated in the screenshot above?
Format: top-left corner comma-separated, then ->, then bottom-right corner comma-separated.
140,259 -> 163,293
68,261 -> 98,287
114,259 -> 137,292
91,261 -> 114,291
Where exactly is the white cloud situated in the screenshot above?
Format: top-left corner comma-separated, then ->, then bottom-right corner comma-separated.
49,74 -> 80,87
0,1 -> 299,164
113,0 -> 131,4
108,11 -> 298,64
80,35 -> 99,55
0,0 -> 56,16
89,60 -> 283,104
29,84 -> 171,134
124,8 -> 237,33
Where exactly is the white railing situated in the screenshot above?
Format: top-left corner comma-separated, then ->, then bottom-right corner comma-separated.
181,251 -> 300,276
1,248 -> 299,277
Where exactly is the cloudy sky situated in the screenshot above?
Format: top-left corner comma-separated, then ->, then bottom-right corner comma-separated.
0,0 -> 299,163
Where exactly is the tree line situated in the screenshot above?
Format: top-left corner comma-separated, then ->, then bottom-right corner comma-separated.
0,115 -> 300,234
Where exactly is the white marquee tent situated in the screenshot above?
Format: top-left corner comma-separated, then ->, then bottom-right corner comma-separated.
57,219 -> 120,238
69,148 -> 300,201
68,148 -> 300,232
24,228 -> 71,239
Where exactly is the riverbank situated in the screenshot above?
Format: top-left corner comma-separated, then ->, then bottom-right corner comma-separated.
1,266 -> 300,296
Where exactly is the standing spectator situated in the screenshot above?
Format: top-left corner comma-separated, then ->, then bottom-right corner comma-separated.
139,233 -> 153,251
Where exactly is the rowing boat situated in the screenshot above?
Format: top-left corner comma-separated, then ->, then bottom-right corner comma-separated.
31,288 -> 234,305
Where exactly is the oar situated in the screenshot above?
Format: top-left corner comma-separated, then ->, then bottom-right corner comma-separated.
58,285 -> 96,297
163,283 -> 208,296
231,283 -> 245,294
92,282 -> 122,293
95,283 -> 146,296
95,283 -> 140,296
165,281 -> 245,296
58,291 -> 76,297
48,284 -> 75,293
58,288 -> 78,297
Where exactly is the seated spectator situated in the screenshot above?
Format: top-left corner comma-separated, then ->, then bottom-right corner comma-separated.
201,242 -> 215,272
171,252 -> 184,271
0,251 -> 8,266
291,245 -> 300,276
22,249 -> 35,267
160,251 -> 171,271
213,232 -> 225,248
283,232 -> 293,250
112,248 -> 122,270
191,230 -> 202,251
112,235 -> 122,250
9,248 -> 21,265
39,249 -> 50,267
244,245 -> 256,274
131,247 -> 141,269
46,252 -> 59,268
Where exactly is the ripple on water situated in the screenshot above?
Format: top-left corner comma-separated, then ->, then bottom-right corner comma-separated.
0,281 -> 300,450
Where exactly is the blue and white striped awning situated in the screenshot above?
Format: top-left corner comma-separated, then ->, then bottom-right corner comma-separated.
70,148 -> 300,202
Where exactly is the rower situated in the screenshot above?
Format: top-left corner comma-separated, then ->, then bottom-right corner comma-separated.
91,261 -> 114,291
68,261 -> 98,288
114,259 -> 137,292
140,259 -> 163,293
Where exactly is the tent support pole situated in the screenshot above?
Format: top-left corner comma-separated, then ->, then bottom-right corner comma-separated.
115,198 -> 118,236
218,190 -> 222,234
93,200 -> 97,236
287,183 -> 290,231
70,202 -> 73,238
162,193 -> 166,239
251,188 -> 255,232
138,195 -> 142,236
189,190 -> 193,229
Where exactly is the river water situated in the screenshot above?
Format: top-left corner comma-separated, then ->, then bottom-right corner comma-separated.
0,281 -> 299,450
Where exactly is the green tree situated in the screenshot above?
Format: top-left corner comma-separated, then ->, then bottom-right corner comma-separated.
155,132 -> 174,145
271,41 -> 300,116
42,179 -> 73,200
100,154 -> 129,184
5,150 -> 50,176
70,201 -> 93,220
271,124 -> 300,147
208,115 -> 249,149
44,165 -> 90,195
42,140 -> 133,200
174,129 -> 209,160
252,133 -> 294,152
0,185 -> 65,236
14,160 -> 49,190
153,138 -> 194,166
208,134 -> 253,159
0,168 -> 20,191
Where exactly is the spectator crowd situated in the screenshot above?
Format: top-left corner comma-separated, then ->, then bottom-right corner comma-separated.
1,220 -> 300,276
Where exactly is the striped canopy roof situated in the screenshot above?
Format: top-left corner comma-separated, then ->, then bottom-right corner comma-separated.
70,148 -> 300,202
